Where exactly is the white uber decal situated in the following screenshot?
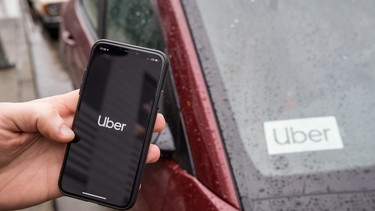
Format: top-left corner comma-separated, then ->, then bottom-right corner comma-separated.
264,116 -> 343,155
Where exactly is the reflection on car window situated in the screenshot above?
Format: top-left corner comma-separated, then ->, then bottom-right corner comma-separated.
81,0 -> 99,34
183,0 -> 375,209
193,0 -> 375,175
105,0 -> 163,50
104,0 -> 192,173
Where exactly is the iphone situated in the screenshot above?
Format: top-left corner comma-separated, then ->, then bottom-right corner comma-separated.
59,40 -> 168,209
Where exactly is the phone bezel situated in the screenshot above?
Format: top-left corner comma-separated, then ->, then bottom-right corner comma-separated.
58,39 -> 168,209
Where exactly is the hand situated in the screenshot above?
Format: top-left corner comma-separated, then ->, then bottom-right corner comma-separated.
0,90 -> 165,210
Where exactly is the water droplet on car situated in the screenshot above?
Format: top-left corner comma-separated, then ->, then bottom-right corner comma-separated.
340,54 -> 348,60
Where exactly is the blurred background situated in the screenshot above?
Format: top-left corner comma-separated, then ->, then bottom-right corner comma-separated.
0,0 -> 97,210
0,0 -> 72,101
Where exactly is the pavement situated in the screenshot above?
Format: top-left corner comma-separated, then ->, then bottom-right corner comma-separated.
0,1 -> 116,210
0,0 -> 36,103
0,0 -> 69,210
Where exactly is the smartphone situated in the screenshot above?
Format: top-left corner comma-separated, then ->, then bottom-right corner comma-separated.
59,40 -> 168,209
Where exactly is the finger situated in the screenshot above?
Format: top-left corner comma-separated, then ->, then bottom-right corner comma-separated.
5,102 -> 75,143
39,91 -> 164,131
146,144 -> 160,163
35,90 -> 79,118
153,113 -> 165,132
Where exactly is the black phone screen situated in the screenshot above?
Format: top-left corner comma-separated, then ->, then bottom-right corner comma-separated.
59,41 -> 166,208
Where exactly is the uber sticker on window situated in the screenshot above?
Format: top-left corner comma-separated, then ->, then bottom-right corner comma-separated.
264,116 -> 343,155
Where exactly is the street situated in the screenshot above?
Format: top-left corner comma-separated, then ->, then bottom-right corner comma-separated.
0,1 -> 119,210
0,0 -> 72,101
0,0 -> 72,210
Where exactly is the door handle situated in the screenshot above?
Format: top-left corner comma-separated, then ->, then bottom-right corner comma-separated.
61,30 -> 76,46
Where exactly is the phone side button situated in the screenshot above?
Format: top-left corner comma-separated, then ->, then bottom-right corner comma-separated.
79,83 -> 84,95
79,69 -> 88,95
157,89 -> 164,110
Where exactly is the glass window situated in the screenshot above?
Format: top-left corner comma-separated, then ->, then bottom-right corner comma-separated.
103,0 -> 192,173
183,0 -> 375,209
80,0 -> 99,34
105,0 -> 163,50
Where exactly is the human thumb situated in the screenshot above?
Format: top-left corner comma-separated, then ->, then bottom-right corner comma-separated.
2,102 -> 75,142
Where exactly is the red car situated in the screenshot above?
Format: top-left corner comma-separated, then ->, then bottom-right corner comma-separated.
59,0 -> 375,210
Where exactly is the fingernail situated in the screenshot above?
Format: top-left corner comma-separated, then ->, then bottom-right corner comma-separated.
60,125 -> 74,137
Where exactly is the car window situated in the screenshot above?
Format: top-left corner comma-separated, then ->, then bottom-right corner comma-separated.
80,0 -> 99,34
104,0 -> 163,50
182,0 -> 375,209
102,0 -> 193,174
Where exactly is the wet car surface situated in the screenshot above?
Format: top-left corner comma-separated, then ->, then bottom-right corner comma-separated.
60,0 -> 375,210
184,0 -> 375,209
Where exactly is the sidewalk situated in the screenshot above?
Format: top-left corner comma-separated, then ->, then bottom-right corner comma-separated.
0,1 -> 110,210
0,1 -> 52,211
0,0 -> 36,103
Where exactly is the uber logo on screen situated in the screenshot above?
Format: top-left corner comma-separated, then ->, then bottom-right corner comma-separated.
264,116 -> 343,155
97,115 -> 127,131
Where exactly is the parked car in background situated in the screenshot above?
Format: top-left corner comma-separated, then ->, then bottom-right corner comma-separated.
59,0 -> 375,210
27,0 -> 67,29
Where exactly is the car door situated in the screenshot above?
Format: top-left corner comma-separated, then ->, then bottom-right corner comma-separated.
60,0 -> 98,88
59,0 -> 240,210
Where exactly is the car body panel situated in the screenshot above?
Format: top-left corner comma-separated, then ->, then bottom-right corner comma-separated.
157,0 -> 240,208
142,160 -> 237,211
60,0 -> 94,87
